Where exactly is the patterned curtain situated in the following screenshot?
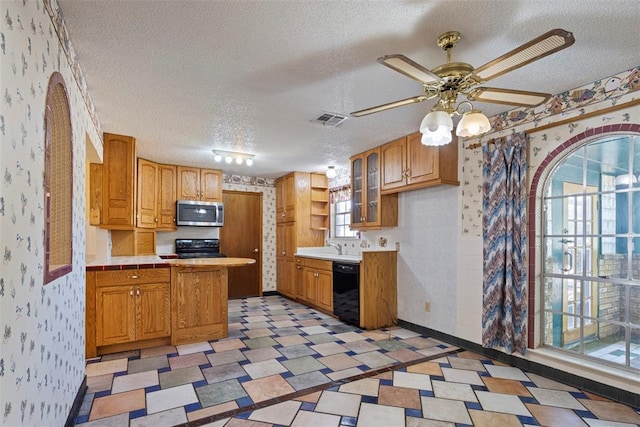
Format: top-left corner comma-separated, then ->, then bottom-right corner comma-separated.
482,132 -> 528,355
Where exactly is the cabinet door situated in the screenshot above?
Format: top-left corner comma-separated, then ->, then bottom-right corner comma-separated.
284,258 -> 296,297
136,282 -> 171,341
315,269 -> 333,312
172,268 -> 227,344
365,149 -> 380,226
137,158 -> 158,228
284,174 -> 295,221
350,155 -> 364,227
303,268 -> 318,304
295,260 -> 305,300
275,178 -> 286,223
406,132 -> 438,185
380,137 -> 407,191
157,164 -> 177,230
102,133 -> 136,228
96,285 -> 136,346
276,256 -> 288,295
284,222 -> 295,258
176,166 -> 200,200
201,169 -> 222,202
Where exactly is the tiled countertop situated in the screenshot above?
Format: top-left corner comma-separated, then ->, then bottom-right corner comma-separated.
86,255 -> 170,271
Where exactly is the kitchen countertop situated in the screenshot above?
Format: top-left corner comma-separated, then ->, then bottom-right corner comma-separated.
167,257 -> 256,268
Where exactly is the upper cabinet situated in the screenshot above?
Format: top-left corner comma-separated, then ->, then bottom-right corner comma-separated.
156,164 -> 177,230
102,133 -> 136,229
350,148 -> 398,230
136,158 -> 158,229
176,166 -> 222,202
380,132 -> 459,194
275,173 -> 295,223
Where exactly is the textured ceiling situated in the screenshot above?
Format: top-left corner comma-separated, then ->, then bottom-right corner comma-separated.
58,0 -> 640,179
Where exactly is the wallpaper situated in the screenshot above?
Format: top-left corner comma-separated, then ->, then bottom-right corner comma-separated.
1,0 -> 102,425
222,175 -> 277,292
461,66 -> 640,236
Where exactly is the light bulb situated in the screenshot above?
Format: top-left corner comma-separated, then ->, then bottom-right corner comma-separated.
225,156 -> 233,164
235,157 -> 243,164
245,158 -> 253,166
214,154 -> 222,162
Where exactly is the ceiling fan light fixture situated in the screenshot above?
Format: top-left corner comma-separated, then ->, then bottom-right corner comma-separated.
456,109 -> 491,137
421,128 -> 452,146
420,110 -> 453,133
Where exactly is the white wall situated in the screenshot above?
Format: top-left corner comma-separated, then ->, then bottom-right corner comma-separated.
0,0 -> 103,424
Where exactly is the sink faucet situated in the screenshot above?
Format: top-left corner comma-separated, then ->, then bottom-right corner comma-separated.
326,240 -> 342,255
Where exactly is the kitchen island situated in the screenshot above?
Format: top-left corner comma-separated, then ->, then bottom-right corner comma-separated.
85,257 -> 255,357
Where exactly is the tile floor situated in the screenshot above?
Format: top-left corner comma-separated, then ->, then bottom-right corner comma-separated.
76,295 -> 640,426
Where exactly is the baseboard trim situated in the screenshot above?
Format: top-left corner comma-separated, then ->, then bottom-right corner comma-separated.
263,290 -> 280,297
397,319 -> 640,408
65,376 -> 87,427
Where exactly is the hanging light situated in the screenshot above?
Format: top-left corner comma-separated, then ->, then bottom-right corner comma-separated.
456,110 -> 491,137
419,100 -> 490,146
326,166 -> 337,179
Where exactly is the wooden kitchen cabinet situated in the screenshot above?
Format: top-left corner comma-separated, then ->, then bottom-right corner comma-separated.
275,172 -> 324,297
295,257 -> 333,313
350,148 -> 398,230
137,158 -> 158,228
171,266 -> 228,345
89,267 -> 171,356
102,132 -> 137,229
275,173 -> 295,223
176,166 -> 222,202
360,251 -> 397,329
380,132 -> 459,194
156,163 -> 177,230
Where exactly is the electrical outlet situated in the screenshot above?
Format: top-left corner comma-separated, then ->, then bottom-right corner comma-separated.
424,302 -> 431,312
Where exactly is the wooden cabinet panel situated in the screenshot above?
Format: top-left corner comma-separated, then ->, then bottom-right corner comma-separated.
176,166 -> 222,202
176,166 -> 200,200
137,158 -> 158,228
360,251 -> 397,329
102,133 -> 136,228
380,132 -> 458,194
294,257 -> 333,313
315,269 -> 332,312
201,169 -> 222,202
136,283 -> 171,340
96,285 -> 136,346
380,137 -> 407,191
171,267 -> 228,344
157,164 -> 177,230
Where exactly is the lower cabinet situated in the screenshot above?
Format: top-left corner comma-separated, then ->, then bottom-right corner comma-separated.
295,257 -> 333,313
89,267 -> 171,356
170,266 -> 228,345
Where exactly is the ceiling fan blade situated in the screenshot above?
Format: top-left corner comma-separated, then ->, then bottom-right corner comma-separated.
468,87 -> 551,107
351,95 -> 430,117
471,29 -> 575,82
377,54 -> 442,84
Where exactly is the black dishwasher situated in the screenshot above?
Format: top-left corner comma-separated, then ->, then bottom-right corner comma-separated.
333,262 -> 360,327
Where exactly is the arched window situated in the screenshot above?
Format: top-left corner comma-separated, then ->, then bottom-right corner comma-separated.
44,72 -> 73,284
535,127 -> 640,371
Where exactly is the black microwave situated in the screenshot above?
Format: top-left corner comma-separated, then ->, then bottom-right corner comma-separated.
176,200 -> 224,227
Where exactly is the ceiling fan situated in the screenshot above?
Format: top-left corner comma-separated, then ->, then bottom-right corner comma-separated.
351,29 -> 575,144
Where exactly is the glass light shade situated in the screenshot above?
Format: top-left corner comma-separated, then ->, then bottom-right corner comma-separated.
245,158 -> 253,166
326,166 -> 337,179
456,110 -> 491,137
214,154 -> 222,162
235,157 -> 243,164
420,110 -> 453,146
420,110 -> 453,133
225,156 -> 233,164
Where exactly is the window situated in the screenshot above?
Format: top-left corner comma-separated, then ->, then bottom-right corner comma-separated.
330,186 -> 358,238
542,135 -> 640,370
44,72 -> 73,284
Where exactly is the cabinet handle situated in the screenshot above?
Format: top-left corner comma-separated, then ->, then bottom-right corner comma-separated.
130,275 -> 139,279
297,266 -> 302,270
130,288 -> 134,297
136,288 -> 140,297
154,217 -> 158,223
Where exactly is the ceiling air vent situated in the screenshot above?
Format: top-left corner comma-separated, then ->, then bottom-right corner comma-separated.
313,112 -> 348,127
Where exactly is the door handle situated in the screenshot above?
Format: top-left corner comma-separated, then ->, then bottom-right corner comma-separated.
253,248 -> 259,253
562,251 -> 573,272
